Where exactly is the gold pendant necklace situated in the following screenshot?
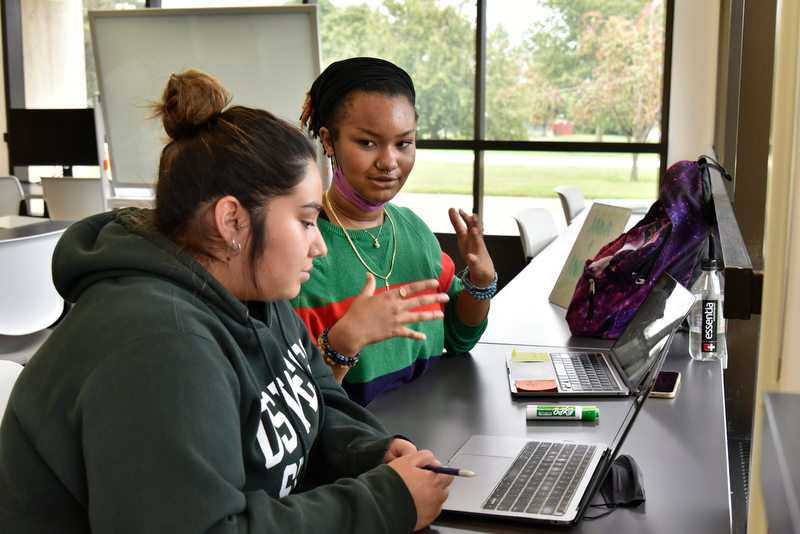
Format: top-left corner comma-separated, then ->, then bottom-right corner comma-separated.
333,206 -> 383,248
326,190 -> 396,288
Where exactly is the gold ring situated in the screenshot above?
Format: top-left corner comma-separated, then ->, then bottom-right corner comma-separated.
398,286 -> 407,298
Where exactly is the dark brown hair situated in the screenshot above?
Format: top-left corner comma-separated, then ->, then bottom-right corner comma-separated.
300,57 -> 416,141
311,81 -> 416,143
149,69 -> 316,288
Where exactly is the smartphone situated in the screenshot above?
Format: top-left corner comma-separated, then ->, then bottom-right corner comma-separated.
650,370 -> 681,398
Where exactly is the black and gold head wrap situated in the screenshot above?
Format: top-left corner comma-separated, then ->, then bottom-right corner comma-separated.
300,57 -> 415,139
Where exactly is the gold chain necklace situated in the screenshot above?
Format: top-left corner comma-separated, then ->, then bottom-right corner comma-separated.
325,190 -> 396,288
334,208 -> 384,248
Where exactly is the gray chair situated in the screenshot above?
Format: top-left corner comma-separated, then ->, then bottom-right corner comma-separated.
41,177 -> 106,221
511,208 -> 559,261
553,185 -> 586,225
0,331 -> 52,366
0,176 -> 25,216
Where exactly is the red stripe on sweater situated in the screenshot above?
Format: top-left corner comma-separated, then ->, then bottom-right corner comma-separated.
294,251 -> 456,340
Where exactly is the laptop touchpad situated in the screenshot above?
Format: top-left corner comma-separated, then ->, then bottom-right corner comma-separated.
446,453 -> 513,509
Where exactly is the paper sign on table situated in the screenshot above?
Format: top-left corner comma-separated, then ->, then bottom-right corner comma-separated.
548,203 -> 632,309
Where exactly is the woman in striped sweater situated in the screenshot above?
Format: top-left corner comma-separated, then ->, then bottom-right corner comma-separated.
291,57 -> 496,406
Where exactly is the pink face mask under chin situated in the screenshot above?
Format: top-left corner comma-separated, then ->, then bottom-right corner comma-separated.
332,166 -> 387,212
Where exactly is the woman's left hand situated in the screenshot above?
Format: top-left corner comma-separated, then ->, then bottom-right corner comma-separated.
383,438 -> 418,463
448,208 -> 495,286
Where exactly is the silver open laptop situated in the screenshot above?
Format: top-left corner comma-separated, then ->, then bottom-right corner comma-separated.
506,273 -> 695,396
443,274 -> 694,526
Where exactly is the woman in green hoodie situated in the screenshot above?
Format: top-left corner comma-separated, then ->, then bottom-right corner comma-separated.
0,69 -> 452,533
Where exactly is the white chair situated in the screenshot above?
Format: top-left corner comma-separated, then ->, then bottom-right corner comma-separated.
511,208 -> 560,261
553,185 -> 586,225
0,360 -> 24,417
0,176 -> 25,216
0,229 -> 66,336
41,177 -> 106,221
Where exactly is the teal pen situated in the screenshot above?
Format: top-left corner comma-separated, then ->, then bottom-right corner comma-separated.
424,465 -> 476,477
526,405 -> 599,421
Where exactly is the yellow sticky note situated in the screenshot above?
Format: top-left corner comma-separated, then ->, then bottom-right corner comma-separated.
511,350 -> 551,363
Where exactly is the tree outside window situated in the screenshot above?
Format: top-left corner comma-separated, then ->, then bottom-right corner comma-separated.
320,0 -> 667,234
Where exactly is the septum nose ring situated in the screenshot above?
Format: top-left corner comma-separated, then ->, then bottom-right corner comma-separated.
377,163 -> 391,175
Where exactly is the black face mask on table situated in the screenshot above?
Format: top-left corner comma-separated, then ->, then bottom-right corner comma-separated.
600,454 -> 646,507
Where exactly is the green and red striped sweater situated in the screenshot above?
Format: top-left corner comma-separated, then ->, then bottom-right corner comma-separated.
291,203 -> 487,405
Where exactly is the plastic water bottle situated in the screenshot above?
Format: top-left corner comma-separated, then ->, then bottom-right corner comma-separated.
688,259 -> 727,361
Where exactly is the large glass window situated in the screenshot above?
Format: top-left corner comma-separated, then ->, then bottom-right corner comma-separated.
486,0 -> 665,146
319,0 -> 477,142
319,0 -> 668,234
3,0 -> 669,233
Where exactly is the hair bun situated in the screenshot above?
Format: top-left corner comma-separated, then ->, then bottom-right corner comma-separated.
157,69 -> 232,139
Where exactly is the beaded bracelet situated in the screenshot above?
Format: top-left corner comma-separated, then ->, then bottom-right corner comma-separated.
459,267 -> 498,300
317,327 -> 361,368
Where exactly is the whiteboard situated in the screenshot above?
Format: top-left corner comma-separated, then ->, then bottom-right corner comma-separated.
90,6 -> 321,189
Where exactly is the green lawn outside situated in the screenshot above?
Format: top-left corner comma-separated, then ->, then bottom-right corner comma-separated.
406,154 -> 660,199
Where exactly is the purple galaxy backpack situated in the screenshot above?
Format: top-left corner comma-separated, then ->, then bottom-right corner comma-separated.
565,155 -> 731,339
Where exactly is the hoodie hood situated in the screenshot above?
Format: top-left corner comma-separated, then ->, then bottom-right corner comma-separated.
52,208 -> 249,325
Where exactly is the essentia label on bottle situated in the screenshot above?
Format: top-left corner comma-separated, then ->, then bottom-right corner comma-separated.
701,300 -> 718,353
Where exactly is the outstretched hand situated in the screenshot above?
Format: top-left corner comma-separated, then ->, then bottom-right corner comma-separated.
325,273 -> 449,359
448,208 -> 495,286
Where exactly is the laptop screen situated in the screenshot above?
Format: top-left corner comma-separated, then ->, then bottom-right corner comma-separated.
609,274 -> 696,391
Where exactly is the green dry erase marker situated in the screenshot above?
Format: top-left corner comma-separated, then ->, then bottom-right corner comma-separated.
526,405 -> 599,421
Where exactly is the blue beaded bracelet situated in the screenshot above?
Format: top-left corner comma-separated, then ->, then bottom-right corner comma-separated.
317,327 -> 361,368
459,268 -> 498,300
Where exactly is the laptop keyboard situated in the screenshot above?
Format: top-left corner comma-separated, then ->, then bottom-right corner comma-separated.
482,441 -> 596,516
550,352 -> 618,392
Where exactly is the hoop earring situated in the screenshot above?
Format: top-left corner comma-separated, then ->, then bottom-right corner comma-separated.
228,238 -> 241,256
